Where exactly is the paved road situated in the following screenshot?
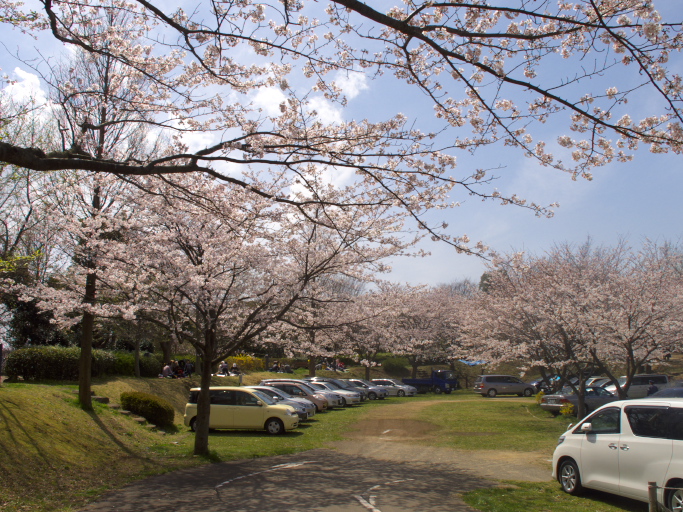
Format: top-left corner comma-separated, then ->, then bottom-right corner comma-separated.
79,448 -> 490,512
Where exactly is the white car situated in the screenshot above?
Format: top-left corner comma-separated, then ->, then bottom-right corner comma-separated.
552,398 -> 683,510
602,374 -> 672,398
371,378 -> 417,397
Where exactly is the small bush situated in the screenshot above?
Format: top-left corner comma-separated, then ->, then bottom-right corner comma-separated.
560,402 -> 575,416
382,357 -> 410,377
120,391 -> 175,427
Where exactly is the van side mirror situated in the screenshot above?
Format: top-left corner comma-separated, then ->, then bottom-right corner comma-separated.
580,423 -> 592,432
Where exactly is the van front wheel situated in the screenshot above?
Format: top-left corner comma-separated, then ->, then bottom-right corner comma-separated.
189,417 -> 197,432
559,459 -> 583,496
265,418 -> 285,435
667,482 -> 683,512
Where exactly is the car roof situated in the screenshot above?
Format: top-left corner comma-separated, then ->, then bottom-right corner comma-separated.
593,397 -> 683,409
189,386 -> 248,391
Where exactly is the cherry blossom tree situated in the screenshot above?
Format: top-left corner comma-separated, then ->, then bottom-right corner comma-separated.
391,285 -> 470,378
103,172 -> 412,455
461,240 -> 683,416
0,0 -> 573,259
11,4 -> 173,408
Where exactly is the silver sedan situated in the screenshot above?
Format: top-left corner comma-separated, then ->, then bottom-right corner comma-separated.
540,386 -> 618,416
371,378 -> 417,397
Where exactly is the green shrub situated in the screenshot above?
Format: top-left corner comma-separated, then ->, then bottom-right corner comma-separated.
382,356 -> 410,377
120,391 -> 175,427
5,346 -> 164,380
138,353 -> 164,377
5,346 -> 81,380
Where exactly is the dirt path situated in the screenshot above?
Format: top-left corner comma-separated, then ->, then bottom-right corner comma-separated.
331,399 -> 552,482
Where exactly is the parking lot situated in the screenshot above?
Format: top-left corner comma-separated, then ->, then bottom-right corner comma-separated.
79,399 -> 552,512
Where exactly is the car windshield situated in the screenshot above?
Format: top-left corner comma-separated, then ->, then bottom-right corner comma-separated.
251,390 -> 276,405
322,381 -> 343,390
261,387 -> 291,399
295,382 -> 317,393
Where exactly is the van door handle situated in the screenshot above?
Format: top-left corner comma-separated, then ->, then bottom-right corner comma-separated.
608,443 -> 618,450
620,444 -> 630,451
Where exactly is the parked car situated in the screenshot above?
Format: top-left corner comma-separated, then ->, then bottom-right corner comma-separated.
585,376 -> 610,387
305,377 -> 367,402
307,380 -> 361,405
345,379 -> 389,400
473,375 -> 535,397
260,380 -> 330,412
603,374 -> 673,398
245,385 -> 316,420
552,398 -> 683,510
302,381 -> 348,407
539,386 -> 618,416
402,370 -> 458,394
183,386 -> 298,434
650,387 -> 683,398
371,378 -> 417,397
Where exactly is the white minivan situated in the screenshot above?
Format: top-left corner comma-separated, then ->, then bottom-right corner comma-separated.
552,398 -> 683,510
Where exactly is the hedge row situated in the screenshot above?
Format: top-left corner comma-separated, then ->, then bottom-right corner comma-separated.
120,391 -> 175,427
4,346 -> 164,380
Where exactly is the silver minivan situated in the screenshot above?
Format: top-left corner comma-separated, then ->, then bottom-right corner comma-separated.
473,375 -> 535,397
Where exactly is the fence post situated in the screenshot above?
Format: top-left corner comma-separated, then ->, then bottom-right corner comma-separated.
649,482 -> 659,512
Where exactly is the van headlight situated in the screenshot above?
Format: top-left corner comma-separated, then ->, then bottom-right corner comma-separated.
557,435 -> 565,446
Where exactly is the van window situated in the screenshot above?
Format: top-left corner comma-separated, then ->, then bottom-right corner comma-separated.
234,390 -> 260,406
210,389 -> 235,405
670,409 -> 683,441
584,407 -> 620,434
626,406 -> 670,438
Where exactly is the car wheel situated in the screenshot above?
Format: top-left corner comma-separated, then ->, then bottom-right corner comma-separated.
189,417 -> 198,432
265,418 -> 285,435
433,387 -> 443,394
523,388 -> 533,397
397,390 -> 405,397
559,459 -> 583,496
487,388 -> 497,398
668,483 -> 683,512
340,397 -> 347,407
368,392 -> 377,400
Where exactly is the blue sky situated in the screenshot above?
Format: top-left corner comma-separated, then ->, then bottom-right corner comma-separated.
2,1 -> 682,288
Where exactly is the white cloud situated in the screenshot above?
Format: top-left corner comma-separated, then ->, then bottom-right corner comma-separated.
251,87 -> 287,116
2,67 -> 48,106
333,71 -> 369,99
306,96 -> 343,124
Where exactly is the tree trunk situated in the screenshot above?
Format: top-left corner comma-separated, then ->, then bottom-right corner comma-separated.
193,327 -> 216,456
365,365 -> 370,380
78,272 -> 97,410
159,340 -> 172,366
308,357 -> 316,377
193,355 -> 212,457
134,337 -> 141,378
